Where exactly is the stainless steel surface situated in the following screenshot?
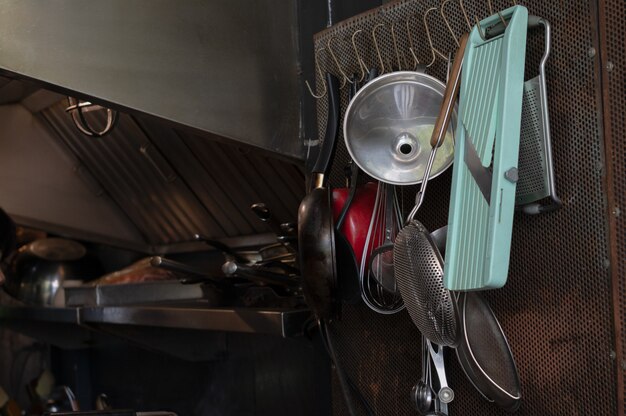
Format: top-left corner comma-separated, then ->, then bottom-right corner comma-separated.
80,306 -> 310,337
427,341 -> 454,404
41,106 -> 225,245
343,71 -> 455,185
65,97 -> 118,138
393,220 -> 459,347
149,256 -> 211,277
0,105 -> 144,247
64,281 -> 206,307
0,305 -> 78,323
407,38 -> 465,221
360,182 -> 403,314
0,304 -> 310,337
412,335 -> 434,414
39,102 -> 304,248
455,291 -> 521,411
27,238 -> 86,261
517,19 -> 561,213
5,239 -> 101,307
0,0 -> 302,158
369,184 -> 397,292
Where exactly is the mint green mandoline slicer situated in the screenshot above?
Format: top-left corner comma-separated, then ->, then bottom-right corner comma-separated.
443,6 -> 528,291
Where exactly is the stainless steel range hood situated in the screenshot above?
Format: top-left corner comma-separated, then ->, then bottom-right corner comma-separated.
0,0 -> 304,159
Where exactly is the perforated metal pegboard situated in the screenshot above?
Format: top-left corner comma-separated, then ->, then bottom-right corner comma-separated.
599,0 -> 626,413
308,0 -> 618,415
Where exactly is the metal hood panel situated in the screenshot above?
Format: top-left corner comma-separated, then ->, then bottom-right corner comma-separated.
0,104 -> 144,246
38,100 -> 304,248
0,0 -> 303,159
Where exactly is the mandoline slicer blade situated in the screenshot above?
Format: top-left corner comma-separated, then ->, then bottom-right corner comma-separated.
444,5 -> 529,291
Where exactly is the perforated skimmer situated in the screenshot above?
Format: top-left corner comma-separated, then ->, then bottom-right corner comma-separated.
394,221 -> 459,347
393,33 -> 466,348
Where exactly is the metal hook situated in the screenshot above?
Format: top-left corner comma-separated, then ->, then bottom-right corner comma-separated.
475,18 -> 487,41
372,23 -> 387,74
327,36 -> 353,88
440,0 -> 461,47
486,0 -> 494,14
390,21 -> 404,70
351,30 -> 367,83
305,48 -> 327,99
487,0 -> 509,28
423,7 -> 448,67
405,17 -> 420,70
457,0 -> 474,31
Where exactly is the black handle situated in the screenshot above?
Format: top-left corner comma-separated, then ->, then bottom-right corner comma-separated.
312,73 -> 341,177
250,203 -> 284,237
194,234 -> 249,264
485,14 -> 543,38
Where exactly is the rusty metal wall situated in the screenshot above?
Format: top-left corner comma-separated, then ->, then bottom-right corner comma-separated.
309,0 -> 618,414
599,0 -> 626,413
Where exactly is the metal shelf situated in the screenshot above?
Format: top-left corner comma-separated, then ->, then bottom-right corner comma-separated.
0,304 -> 311,338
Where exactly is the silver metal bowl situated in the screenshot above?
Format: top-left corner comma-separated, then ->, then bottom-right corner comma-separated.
344,71 -> 456,185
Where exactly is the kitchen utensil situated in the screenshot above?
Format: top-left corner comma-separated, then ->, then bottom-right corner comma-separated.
343,70 -> 456,186
250,203 -> 297,250
516,18 -> 560,214
430,226 -> 447,256
4,238 -> 102,306
298,72 -> 341,321
394,33 -> 466,345
331,71 -> 381,306
412,335 -> 434,414
395,219 -> 459,346
194,234 -> 251,264
360,181 -> 404,314
428,351 -> 447,416
221,260 -> 299,287
333,182 -> 378,268
368,183 -> 400,292
150,256 -> 215,279
455,291 -> 521,411
427,342 -> 454,404
444,6 -> 529,291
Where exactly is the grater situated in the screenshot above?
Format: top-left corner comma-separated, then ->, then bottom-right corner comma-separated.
444,6 -> 529,291
516,18 -> 561,214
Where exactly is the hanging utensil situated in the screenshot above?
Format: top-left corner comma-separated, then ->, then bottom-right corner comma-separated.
394,32 -> 467,347
484,15 -> 560,214
394,220 -> 459,347
360,181 -> 404,314
444,6 -> 529,291
343,70 -> 456,186
427,341 -> 455,405
368,183 -> 400,292
250,203 -> 297,252
333,68 -> 379,268
516,18 -> 561,214
412,335 -> 434,414
298,72 -> 341,321
455,291 -> 522,411
332,77 -> 366,306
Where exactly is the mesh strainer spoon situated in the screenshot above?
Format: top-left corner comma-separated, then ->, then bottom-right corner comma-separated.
394,35 -> 466,347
